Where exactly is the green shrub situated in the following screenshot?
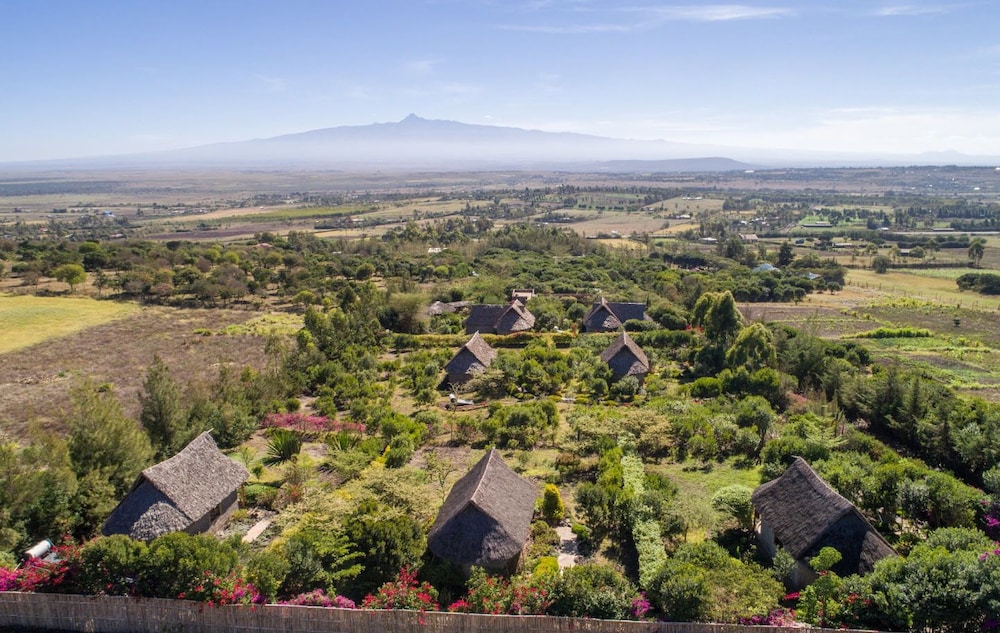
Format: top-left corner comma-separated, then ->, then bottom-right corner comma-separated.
690,377 -> 722,398
541,484 -> 565,523
551,563 -> 638,620
139,532 -> 239,599
79,535 -> 148,596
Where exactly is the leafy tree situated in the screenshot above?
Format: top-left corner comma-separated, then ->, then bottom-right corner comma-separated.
872,255 -> 891,273
711,485 -> 754,533
52,263 -> 86,291
277,528 -> 361,598
692,290 -> 742,344
342,500 -> 426,598
777,242 -> 795,267
726,323 -> 777,371
66,381 -> 154,497
139,356 -> 195,460
968,237 -> 986,268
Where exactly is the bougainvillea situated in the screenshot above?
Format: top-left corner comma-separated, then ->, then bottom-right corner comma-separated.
180,570 -> 262,606
281,589 -> 356,608
362,567 -> 439,611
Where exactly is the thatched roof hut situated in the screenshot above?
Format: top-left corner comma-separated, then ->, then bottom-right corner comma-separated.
103,432 -> 249,542
599,332 -> 650,382
752,457 -> 896,584
582,298 -> 648,332
427,449 -> 538,574
445,332 -> 497,385
464,300 -> 535,335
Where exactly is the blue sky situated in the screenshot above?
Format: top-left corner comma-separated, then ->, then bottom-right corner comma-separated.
2,1 -> 999,161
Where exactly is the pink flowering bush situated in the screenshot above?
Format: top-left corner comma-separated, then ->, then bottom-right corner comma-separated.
630,592 -> 651,619
739,607 -> 796,625
281,589 -> 356,608
263,413 -> 366,438
0,567 -> 20,592
181,570 -> 262,605
362,567 -> 439,611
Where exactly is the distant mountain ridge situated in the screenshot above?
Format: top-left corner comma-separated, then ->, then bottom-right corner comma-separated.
0,115 -> 760,172
4,115 -> 999,170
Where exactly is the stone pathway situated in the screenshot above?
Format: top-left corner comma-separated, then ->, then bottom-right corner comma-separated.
242,518 -> 273,543
554,525 -> 579,569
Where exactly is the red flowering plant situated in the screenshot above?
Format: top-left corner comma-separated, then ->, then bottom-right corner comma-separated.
362,567 -> 439,612
281,589 -> 356,608
2,540 -> 82,594
447,567 -> 553,616
181,570 -> 262,606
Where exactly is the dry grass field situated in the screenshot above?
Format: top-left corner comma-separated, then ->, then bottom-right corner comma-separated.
0,305 -> 280,439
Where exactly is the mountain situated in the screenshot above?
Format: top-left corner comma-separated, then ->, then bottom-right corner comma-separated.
1,115 -> 759,172
5,115 -> 997,171
154,114 -> 758,171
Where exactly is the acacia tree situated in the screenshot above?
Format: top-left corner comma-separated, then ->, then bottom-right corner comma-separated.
969,238 -> 987,268
52,263 -> 86,292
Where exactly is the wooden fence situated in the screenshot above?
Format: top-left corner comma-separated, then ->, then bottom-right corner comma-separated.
0,593 -> 878,633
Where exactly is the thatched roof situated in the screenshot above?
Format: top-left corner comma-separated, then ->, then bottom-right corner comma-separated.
752,457 -> 896,576
464,300 -> 535,334
427,449 -> 538,570
583,299 -> 648,332
599,332 -> 650,380
445,332 -> 497,382
103,432 -> 249,541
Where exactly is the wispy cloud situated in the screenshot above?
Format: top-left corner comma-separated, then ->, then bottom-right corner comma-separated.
873,4 -> 953,16
501,4 -> 794,34
404,58 -> 440,76
253,74 -> 288,92
644,5 -> 795,21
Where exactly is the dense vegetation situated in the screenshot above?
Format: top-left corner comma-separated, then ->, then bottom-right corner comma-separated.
2,179 -> 1000,629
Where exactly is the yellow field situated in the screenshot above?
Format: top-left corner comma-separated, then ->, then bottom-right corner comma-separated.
0,295 -> 140,354
847,269 -> 1000,310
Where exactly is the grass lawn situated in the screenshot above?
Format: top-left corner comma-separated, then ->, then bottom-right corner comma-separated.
0,294 -> 139,354
650,458 -> 761,540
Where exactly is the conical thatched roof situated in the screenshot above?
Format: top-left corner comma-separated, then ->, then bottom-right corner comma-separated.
445,332 -> 497,383
600,332 -> 650,380
103,432 -> 249,541
464,300 -> 535,335
752,457 -> 896,575
583,299 -> 648,332
427,449 -> 538,570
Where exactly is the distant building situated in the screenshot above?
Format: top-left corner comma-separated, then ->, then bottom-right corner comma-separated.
510,288 -> 535,303
427,449 -> 538,574
739,233 -> 759,243
463,301 -> 535,335
582,298 -> 649,333
103,432 -> 249,542
444,332 -> 497,385
752,457 -> 896,589
599,332 -> 650,383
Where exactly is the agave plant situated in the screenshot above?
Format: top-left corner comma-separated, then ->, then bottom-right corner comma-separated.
264,428 -> 302,465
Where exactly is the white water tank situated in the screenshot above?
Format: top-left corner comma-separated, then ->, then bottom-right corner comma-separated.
23,539 -> 52,560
